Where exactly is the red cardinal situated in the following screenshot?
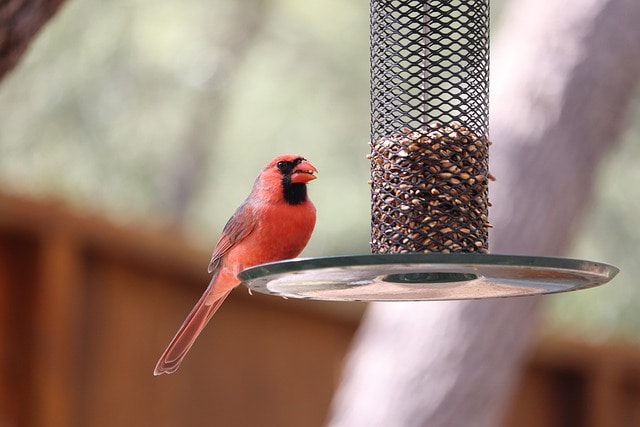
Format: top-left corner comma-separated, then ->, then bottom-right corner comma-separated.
154,155 -> 317,375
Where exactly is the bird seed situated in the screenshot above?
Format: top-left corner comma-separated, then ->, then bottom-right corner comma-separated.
370,123 -> 491,254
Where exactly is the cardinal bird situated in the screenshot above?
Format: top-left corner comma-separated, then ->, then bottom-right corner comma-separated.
154,155 -> 317,375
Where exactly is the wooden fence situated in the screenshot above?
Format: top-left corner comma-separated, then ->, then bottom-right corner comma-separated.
0,193 -> 638,427
504,338 -> 640,427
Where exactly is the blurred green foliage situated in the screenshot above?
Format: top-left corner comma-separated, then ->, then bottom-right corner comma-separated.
0,0 -> 638,342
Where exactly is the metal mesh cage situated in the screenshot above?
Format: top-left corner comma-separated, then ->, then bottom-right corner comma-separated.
370,0 -> 491,254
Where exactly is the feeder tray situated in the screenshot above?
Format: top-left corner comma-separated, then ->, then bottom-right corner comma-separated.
239,0 -> 618,300
239,254 -> 618,301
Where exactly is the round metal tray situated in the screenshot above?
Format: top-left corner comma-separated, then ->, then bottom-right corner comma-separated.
238,253 -> 618,301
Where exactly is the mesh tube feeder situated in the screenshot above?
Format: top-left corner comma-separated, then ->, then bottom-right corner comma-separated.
239,0 -> 618,301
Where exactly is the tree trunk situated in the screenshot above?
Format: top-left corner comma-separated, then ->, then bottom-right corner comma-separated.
0,0 -> 67,82
327,0 -> 640,426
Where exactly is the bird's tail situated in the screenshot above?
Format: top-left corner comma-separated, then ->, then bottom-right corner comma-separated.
154,276 -> 231,376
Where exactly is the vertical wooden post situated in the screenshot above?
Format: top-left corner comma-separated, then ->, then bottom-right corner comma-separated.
31,230 -> 82,427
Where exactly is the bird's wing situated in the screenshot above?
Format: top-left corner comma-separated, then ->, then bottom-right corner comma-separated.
207,202 -> 257,273
154,204 -> 258,376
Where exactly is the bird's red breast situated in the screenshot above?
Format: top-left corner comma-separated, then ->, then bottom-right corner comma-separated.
154,154 -> 317,375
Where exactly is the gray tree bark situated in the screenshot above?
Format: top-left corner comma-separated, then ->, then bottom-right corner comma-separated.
327,0 -> 640,426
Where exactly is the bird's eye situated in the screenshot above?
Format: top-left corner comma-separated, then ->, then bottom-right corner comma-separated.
276,161 -> 288,171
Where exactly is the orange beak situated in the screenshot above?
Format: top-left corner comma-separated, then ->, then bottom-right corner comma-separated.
290,160 -> 318,184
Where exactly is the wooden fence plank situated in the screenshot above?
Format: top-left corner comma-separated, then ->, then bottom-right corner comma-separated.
30,229 -> 82,427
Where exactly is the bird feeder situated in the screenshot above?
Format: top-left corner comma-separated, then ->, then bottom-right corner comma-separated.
238,0 -> 618,300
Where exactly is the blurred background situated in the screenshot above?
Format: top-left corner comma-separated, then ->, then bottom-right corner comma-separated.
1,0 -> 639,426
